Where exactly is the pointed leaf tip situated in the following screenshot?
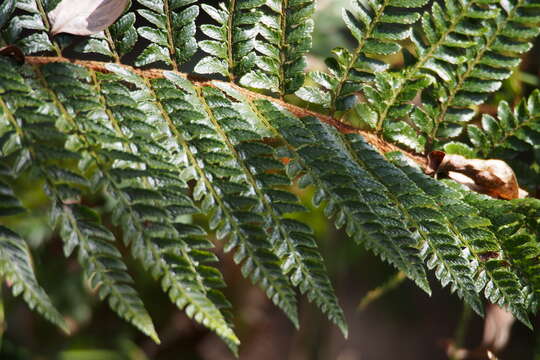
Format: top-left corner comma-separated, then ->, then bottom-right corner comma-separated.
48,0 -> 129,36
339,322 -> 349,339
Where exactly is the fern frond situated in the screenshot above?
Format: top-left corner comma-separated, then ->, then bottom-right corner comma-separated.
197,0 -> 314,98
369,0 -> 540,152
135,0 -> 198,68
1,0 -> 57,54
149,74 -> 300,328
239,0 -> 315,97
377,0 -> 501,151
389,153 -> 532,327
0,0 -> 15,41
197,0 -> 266,81
422,0 -> 540,149
2,0 -> 540,346
200,83 -> 347,336
0,177 -> 66,331
57,204 -> 161,343
468,89 -> 540,157
0,180 -> 25,217
444,89 -> 540,190
0,225 -> 67,331
255,101 -> 430,293
195,3 -> 232,78
346,136 -> 483,315
36,61 -> 238,350
296,0 -> 428,114
0,57 -> 159,340
465,195 -> 540,312
108,10 -> 138,58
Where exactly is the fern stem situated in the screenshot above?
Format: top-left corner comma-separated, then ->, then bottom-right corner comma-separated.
357,271 -> 406,311
23,56 -> 429,170
163,0 -> 179,71
104,28 -> 121,64
451,303 -> 472,360
35,0 -> 62,57
226,0 -> 237,82
278,0 -> 290,100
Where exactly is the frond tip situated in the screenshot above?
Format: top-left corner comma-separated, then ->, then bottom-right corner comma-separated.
0,226 -> 68,333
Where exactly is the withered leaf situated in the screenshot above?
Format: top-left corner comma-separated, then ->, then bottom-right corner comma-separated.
48,0 -> 129,36
426,151 -> 524,200
0,45 -> 24,64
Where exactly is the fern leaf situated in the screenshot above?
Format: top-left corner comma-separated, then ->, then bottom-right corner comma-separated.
58,203 -> 161,343
199,0 -> 263,81
0,226 -> 67,331
0,180 -> 25,217
1,0 -> 56,54
297,0 -> 427,114
447,89 -> 540,190
422,0 -> 540,149
2,0 -> 540,346
0,57 -> 159,340
239,0 -> 315,97
62,64 -> 237,350
195,3 -> 232,78
346,135 -> 483,315
379,0 -> 500,151
0,0 -> 15,37
468,89 -> 540,157
466,195 -> 540,312
150,74 -> 300,328
135,0 -> 198,68
3,58 -> 237,349
389,153 -> 531,327
255,101 -> 430,293
198,84 -> 347,336
0,178 -> 66,331
369,0 -> 540,152
99,67 -> 239,342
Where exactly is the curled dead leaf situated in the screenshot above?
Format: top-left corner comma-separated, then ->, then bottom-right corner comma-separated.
0,45 -> 24,64
426,151 -> 526,200
48,0 -> 129,36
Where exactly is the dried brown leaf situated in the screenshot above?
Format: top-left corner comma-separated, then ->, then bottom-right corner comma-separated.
0,45 -> 24,63
48,0 -> 128,36
426,151 -> 524,200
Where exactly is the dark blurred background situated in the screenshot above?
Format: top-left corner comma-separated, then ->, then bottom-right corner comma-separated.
1,0 -> 540,359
